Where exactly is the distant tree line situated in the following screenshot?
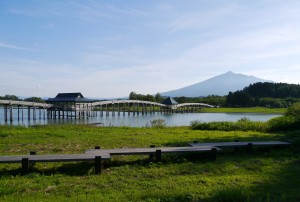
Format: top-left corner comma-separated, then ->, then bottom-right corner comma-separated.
128,92 -> 225,106
174,95 -> 226,106
129,92 -> 164,102
0,95 -> 20,100
226,82 -> 300,107
0,95 -> 45,103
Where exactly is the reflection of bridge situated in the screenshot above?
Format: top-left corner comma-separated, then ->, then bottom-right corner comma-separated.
0,93 -> 214,122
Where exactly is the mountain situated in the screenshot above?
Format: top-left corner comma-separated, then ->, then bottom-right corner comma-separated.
161,71 -> 273,97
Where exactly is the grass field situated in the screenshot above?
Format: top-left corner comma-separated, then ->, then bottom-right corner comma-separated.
202,107 -> 285,114
0,125 -> 299,201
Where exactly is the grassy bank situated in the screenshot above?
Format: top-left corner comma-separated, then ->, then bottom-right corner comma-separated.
0,125 -> 299,201
202,107 -> 285,114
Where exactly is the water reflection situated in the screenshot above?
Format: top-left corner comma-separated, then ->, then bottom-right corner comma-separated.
0,108 -> 281,127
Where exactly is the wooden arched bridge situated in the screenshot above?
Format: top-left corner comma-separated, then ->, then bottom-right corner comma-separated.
0,93 -> 214,122
0,100 -> 52,122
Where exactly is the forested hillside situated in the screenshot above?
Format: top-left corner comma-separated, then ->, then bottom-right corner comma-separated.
226,82 -> 300,107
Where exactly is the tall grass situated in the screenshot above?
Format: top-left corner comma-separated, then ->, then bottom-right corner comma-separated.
191,118 -> 266,132
202,107 -> 285,114
192,103 -> 300,133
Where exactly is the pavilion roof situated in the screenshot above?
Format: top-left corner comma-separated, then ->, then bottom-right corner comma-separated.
161,97 -> 178,105
46,93 -> 96,103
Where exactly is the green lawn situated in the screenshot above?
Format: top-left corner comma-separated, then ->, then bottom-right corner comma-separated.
202,107 -> 286,114
0,125 -> 299,201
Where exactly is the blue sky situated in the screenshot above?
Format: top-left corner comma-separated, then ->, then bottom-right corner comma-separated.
1,0 -> 300,98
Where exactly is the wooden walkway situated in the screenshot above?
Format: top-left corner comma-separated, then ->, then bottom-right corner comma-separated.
85,146 -> 218,155
188,141 -> 291,148
0,140 -> 291,175
0,146 -> 217,174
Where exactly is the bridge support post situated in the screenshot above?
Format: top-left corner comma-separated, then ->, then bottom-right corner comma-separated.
32,107 -> 36,121
112,104 -> 115,116
100,105 -> 103,117
133,103 -> 136,116
21,106 -> 24,121
123,102 -> 125,116
66,108 -> 69,119
105,104 -> 108,117
9,105 -> 13,122
127,103 -> 130,116
28,107 -> 31,121
3,105 -> 7,122
17,106 -> 20,121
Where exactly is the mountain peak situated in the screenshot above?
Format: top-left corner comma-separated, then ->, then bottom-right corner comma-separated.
161,72 -> 273,97
225,70 -> 234,74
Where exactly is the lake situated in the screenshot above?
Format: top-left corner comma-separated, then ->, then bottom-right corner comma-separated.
0,108 -> 281,127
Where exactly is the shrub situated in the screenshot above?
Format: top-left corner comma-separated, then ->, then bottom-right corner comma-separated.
191,103 -> 300,132
265,102 -> 300,132
285,102 -> 300,119
150,119 -> 166,128
191,119 -> 266,132
266,115 -> 299,132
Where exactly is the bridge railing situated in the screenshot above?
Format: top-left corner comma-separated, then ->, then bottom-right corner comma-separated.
0,100 -> 52,108
89,100 -> 166,107
176,103 -> 214,108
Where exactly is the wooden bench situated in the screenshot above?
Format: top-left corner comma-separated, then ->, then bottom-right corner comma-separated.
0,141 -> 291,175
0,153 -> 111,174
188,141 -> 291,151
85,146 -> 220,162
0,146 -> 219,174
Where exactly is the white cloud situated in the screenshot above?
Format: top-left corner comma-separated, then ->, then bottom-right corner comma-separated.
1,0 -> 300,97
0,42 -> 33,51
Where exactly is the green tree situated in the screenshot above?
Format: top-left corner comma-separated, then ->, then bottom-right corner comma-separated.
24,97 -> 45,103
154,93 -> 164,103
129,92 -> 138,100
0,94 -> 19,100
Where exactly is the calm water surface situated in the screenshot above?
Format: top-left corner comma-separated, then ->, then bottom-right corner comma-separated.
0,108 -> 281,127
